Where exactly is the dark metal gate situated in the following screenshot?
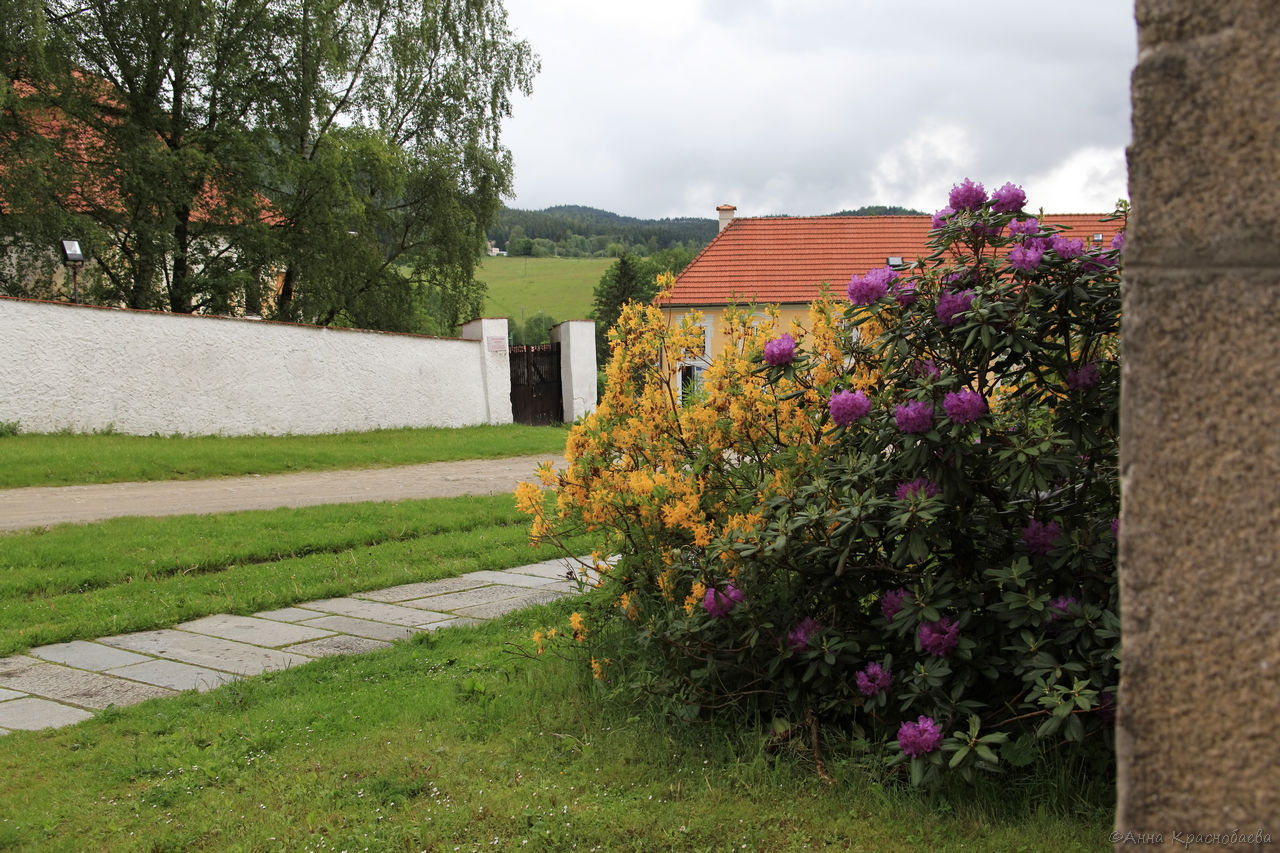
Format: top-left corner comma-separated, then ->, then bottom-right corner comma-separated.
509,343 -> 563,425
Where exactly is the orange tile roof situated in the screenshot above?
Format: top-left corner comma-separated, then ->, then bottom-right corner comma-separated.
659,214 -> 1124,307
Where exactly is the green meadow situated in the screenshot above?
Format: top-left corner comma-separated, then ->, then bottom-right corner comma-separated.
479,255 -> 611,325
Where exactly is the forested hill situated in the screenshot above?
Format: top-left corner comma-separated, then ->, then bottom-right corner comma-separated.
487,206 -> 717,257
487,204 -> 927,258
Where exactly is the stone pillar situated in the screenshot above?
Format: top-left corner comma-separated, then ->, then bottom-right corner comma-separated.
1118,0 -> 1280,837
460,317 -> 513,425
550,320 -> 597,423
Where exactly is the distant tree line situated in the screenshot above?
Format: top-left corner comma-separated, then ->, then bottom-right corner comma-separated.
487,205 -> 717,258
828,204 -> 926,216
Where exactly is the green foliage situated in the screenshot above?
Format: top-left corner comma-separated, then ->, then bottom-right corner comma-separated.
510,310 -> 558,346
534,186 -> 1126,784
590,247 -> 696,365
0,419 -> 19,437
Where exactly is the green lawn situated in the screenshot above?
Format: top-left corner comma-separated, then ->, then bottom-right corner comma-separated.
0,429 -> 1114,848
0,602 -> 1113,851
0,493 -> 587,656
479,255 -> 611,325
0,424 -> 568,489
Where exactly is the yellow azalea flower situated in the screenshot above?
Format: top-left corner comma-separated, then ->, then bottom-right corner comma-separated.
569,611 -> 587,641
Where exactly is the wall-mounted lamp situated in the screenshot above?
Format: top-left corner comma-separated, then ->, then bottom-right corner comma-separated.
60,239 -> 85,303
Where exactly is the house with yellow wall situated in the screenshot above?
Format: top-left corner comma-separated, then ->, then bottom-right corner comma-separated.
658,205 -> 1123,393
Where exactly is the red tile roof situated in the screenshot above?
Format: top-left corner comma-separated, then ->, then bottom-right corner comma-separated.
659,214 -> 1124,307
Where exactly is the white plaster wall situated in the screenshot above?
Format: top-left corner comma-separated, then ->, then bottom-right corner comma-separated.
0,298 -> 504,435
551,320 -> 597,422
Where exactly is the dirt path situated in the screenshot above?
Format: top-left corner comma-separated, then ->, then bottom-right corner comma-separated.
0,454 -> 562,532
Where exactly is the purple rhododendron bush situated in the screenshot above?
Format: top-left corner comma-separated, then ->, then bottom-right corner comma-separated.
520,182 -> 1125,786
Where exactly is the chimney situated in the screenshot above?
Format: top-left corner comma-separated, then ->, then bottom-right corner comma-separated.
716,204 -> 737,232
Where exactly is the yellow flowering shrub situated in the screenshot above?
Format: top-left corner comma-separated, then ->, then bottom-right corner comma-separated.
520,188 -> 1125,786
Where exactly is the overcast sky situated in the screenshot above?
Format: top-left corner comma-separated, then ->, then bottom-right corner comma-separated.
500,1 -> 1138,220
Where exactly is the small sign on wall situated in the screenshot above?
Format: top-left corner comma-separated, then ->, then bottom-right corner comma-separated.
487,336 -> 508,353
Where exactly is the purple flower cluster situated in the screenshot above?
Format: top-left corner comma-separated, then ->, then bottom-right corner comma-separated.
1008,217 -> 1039,237
931,207 -> 954,229
763,333 -> 795,367
1065,363 -> 1100,391
1022,519 -> 1063,555
1047,595 -> 1078,622
918,618 -> 960,657
1110,517 -> 1121,539
942,389 -> 987,425
948,178 -> 987,211
911,359 -> 941,381
847,266 -> 898,305
895,478 -> 939,501
702,582 -> 743,617
1050,234 -> 1085,259
894,400 -> 934,434
787,617 -> 822,652
856,661 -> 892,697
894,281 -> 919,307
1111,231 -> 1126,253
990,182 -> 1026,214
897,716 -> 943,757
1009,243 -> 1044,272
935,289 -> 976,326
829,389 -> 871,426
881,587 -> 912,621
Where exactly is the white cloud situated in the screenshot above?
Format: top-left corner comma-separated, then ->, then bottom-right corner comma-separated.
502,0 -> 1138,218
867,125 -> 976,213
1024,147 -> 1129,213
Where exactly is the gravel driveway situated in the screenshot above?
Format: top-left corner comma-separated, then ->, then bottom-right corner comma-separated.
0,454 -> 562,532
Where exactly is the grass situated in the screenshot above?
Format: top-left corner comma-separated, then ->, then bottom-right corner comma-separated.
0,601 -> 1114,852
0,424 -> 568,489
0,494 -> 589,656
479,255 -> 612,325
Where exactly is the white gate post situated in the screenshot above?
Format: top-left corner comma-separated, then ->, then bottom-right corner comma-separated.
550,320 -> 597,423
460,317 -> 513,425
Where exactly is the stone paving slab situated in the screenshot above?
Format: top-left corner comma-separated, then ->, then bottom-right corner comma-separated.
355,577 -> 488,603
285,635 -> 390,658
101,630 -> 313,675
0,697 -> 95,730
30,641 -> 153,672
0,657 -> 174,709
401,585 -> 530,612
456,570 -> 563,589
0,688 -> 28,702
177,614 -> 336,648
105,659 -> 239,692
506,558 -> 586,580
294,598 -> 452,627
253,606 -> 325,623
454,589 -> 569,620
296,615 -> 419,642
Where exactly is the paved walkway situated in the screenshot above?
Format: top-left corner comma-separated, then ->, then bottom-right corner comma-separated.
0,455 -> 584,734
0,557 -> 590,734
